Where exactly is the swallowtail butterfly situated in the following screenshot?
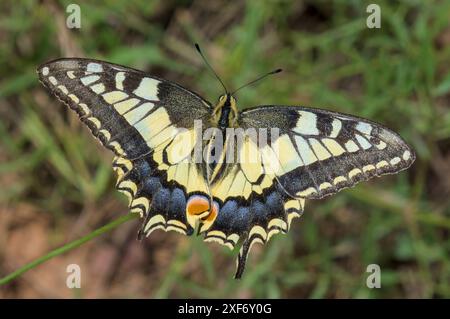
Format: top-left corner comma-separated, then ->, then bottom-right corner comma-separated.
38,48 -> 415,278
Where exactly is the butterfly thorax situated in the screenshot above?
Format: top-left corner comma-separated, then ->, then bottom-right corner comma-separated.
212,94 -> 238,129
206,94 -> 239,182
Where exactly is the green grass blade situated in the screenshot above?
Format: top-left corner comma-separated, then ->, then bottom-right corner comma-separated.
0,213 -> 139,286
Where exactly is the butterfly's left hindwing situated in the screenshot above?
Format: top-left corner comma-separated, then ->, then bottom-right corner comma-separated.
38,58 -> 212,237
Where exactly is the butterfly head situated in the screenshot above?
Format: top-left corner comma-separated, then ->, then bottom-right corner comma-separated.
194,43 -> 280,128
218,93 -> 236,105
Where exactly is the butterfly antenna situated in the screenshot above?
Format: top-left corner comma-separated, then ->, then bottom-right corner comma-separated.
231,68 -> 282,95
195,43 -> 228,94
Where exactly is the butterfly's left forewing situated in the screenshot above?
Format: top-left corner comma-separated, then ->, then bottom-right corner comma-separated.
38,58 -> 212,236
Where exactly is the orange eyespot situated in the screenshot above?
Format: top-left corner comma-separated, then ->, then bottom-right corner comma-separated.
186,195 -> 219,231
186,195 -> 210,216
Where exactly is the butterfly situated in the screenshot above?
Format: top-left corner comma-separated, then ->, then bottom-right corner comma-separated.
37,47 -> 415,279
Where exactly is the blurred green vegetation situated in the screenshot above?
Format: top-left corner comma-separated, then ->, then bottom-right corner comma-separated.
0,0 -> 450,298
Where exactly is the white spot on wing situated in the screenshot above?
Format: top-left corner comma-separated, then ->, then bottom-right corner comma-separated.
356,122 -> 372,135
115,72 -> 125,90
68,94 -> 79,104
86,62 -> 103,73
123,102 -> 155,125
114,98 -> 140,115
322,138 -> 346,156
376,160 -> 389,169
309,138 -> 331,160
344,140 -> 359,153
49,76 -> 57,85
297,187 -> 317,197
67,71 -> 76,79
58,85 -> 68,94
102,91 -> 129,104
90,83 -> 105,94
78,103 -> 90,115
403,150 -> 411,161
294,135 -> 318,165
294,111 -> 319,135
375,140 -> 387,150
42,67 -> 49,76
133,77 -> 160,101
81,75 -> 100,86
390,157 -> 401,165
349,168 -> 362,179
319,182 -> 333,190
99,129 -> 111,142
355,134 -> 372,150
86,117 -> 101,129
329,119 -> 342,138
333,176 -> 347,185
